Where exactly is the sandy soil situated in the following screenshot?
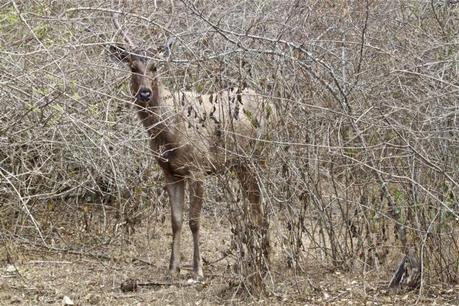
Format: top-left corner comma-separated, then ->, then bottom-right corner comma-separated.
1,206 -> 457,305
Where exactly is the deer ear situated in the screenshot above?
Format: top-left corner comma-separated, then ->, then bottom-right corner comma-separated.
109,44 -> 131,63
157,37 -> 176,59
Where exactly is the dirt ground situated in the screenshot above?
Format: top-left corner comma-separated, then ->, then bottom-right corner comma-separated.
1,206 -> 458,306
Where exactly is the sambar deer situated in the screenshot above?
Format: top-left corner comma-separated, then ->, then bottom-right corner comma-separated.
110,31 -> 273,280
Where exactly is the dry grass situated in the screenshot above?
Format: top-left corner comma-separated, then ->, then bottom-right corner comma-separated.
1,204 -> 458,305
1,0 -> 458,303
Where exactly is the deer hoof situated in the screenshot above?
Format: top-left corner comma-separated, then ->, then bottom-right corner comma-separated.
168,267 -> 181,278
193,270 -> 204,281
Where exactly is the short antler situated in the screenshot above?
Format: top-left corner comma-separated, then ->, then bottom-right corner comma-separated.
161,36 -> 176,58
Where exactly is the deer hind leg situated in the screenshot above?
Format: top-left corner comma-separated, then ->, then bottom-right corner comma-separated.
236,167 -> 263,227
165,173 -> 185,275
236,166 -> 271,262
189,179 -> 204,279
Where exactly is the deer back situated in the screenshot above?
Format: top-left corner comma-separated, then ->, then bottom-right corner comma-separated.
158,86 -> 275,173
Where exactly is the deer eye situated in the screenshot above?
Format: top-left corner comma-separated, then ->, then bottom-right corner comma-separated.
129,61 -> 140,72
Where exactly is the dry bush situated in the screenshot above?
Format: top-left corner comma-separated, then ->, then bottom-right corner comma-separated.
0,0 -> 457,297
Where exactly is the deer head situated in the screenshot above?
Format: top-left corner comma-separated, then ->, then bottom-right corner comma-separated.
110,13 -> 174,108
110,45 -> 160,107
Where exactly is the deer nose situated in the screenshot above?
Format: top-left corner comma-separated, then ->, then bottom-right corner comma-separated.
137,89 -> 152,101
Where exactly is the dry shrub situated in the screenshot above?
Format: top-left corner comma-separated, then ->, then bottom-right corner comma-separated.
1,0 -> 457,296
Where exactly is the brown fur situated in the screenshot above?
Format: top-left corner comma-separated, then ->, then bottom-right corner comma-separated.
110,45 -> 272,278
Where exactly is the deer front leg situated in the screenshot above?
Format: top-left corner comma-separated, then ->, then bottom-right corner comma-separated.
189,179 -> 204,279
165,174 -> 185,275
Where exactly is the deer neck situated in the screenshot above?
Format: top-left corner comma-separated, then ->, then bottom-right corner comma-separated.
136,82 -> 175,154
